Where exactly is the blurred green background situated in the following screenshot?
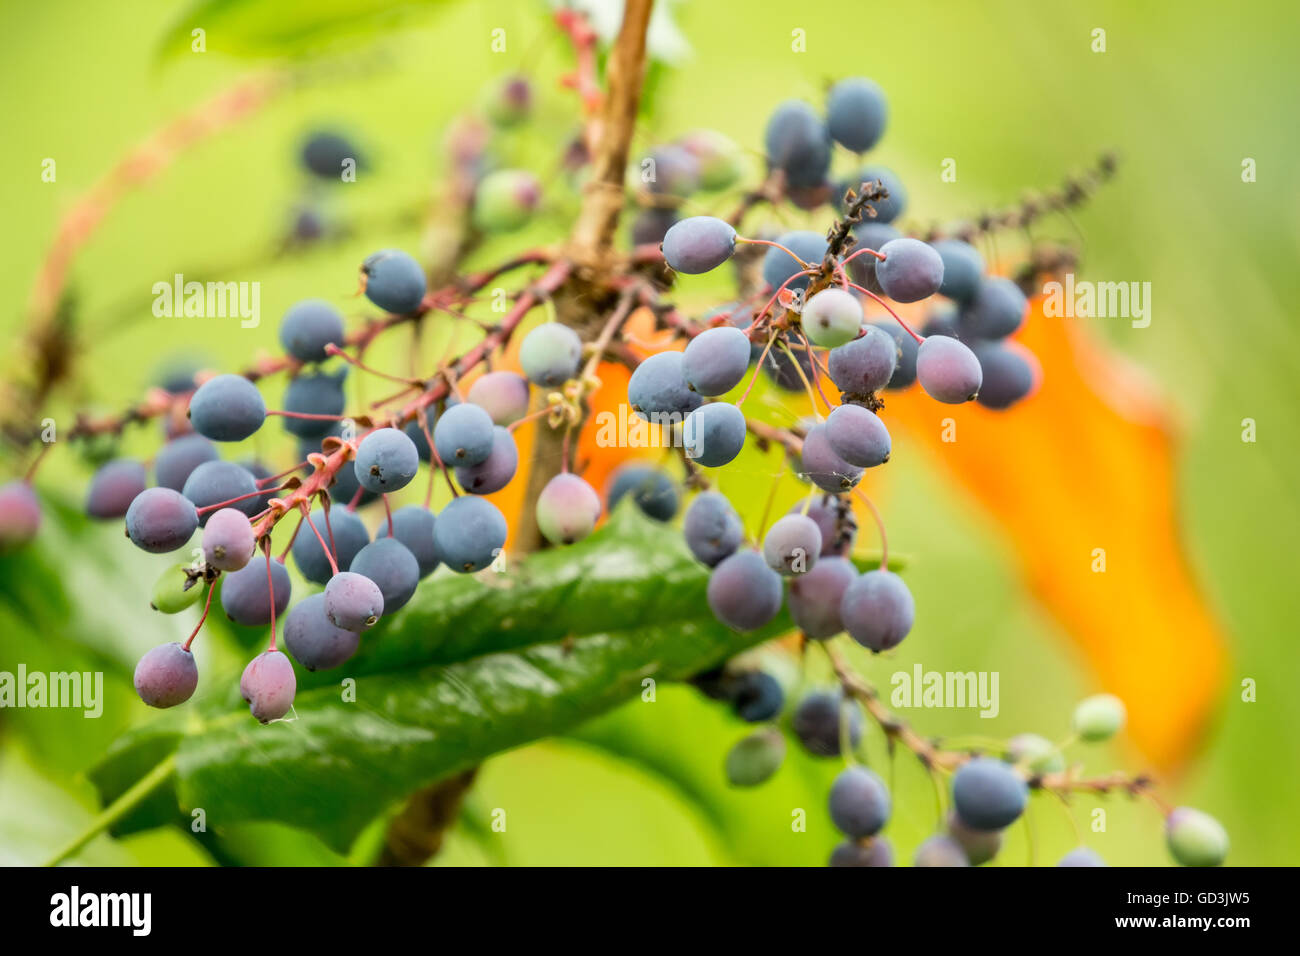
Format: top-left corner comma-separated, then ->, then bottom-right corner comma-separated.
1,0 -> 1297,866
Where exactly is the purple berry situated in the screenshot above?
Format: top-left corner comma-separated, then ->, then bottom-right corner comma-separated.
876,237 -> 944,303
125,487 -> 199,554
202,507 -> 255,571
788,555 -> 856,638
661,216 -> 737,275
86,459 -> 147,519
350,537 -> 420,613
182,460 -> 260,523
829,766 -> 891,838
826,325 -> 898,395
916,335 -> 983,404
154,434 -> 219,492
467,371 -> 531,426
762,513 -> 822,575
973,341 -> 1037,410
324,570 -> 385,631
829,838 -> 893,867
825,403 -> 891,467
793,690 -> 862,756
221,558 -> 292,626
291,507 -> 370,584
133,642 -> 198,708
240,650 -> 296,723
760,230 -> 827,292
376,504 -> 439,578
931,239 -> 984,304
799,424 -> 863,493
284,593 -> 360,671
962,276 -> 1027,339
607,465 -> 680,521
455,426 -> 518,494
764,100 -> 831,188
914,834 -> 971,867
840,569 -> 914,652
706,549 -> 783,632
683,491 -> 743,567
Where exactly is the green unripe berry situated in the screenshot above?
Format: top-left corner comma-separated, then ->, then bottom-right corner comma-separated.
473,170 -> 541,233
150,563 -> 207,614
1166,807 -> 1229,867
677,129 -> 744,191
725,727 -> 785,787
483,75 -> 532,128
1006,732 -> 1065,774
1072,693 -> 1126,743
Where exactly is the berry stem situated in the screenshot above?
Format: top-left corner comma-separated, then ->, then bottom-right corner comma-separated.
324,342 -> 422,386
182,581 -> 216,652
735,329 -> 779,407
847,282 -> 924,344
263,543 -> 279,652
300,503 -> 340,576
735,236 -> 811,268
196,485 -> 288,514
382,494 -> 394,537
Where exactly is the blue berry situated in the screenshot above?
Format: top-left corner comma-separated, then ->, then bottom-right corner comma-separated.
760,230 -> 827,292
628,351 -> 703,421
764,100 -> 832,188
455,426 -> 518,494
376,505 -> 439,578
793,690 -> 862,756
355,427 -> 420,493
221,558 -> 292,627
125,487 -> 198,553
962,276 -> 1027,339
973,342 -> 1037,410
825,404 -> 891,468
631,207 -> 680,247
829,838 -> 893,867
683,402 -> 746,467
916,335 -> 983,403
683,491 -> 743,567
760,331 -> 817,391
608,465 -> 679,521
762,513 -> 822,575
947,812 -> 1003,865
826,77 -> 888,152
931,239 -> 984,304
520,323 -> 583,387
301,130 -> 362,180
800,424 -> 863,493
840,569 -> 914,652
86,459 -> 147,519
826,326 -> 898,395
952,757 -> 1029,831
402,405 -> 436,462
133,642 -> 199,708
706,550 -> 783,632
324,570 -> 385,631
240,650 -> 296,723
536,473 -> 602,545
433,495 -> 507,573
291,508 -> 370,584
282,369 -> 348,438
279,299 -> 345,362
202,507 -> 255,572
284,593 -> 360,671
876,237 -> 944,303
870,320 -> 918,390
641,144 -> 699,198
682,326 -> 751,396
154,434 -> 219,491
188,374 -> 266,442
730,670 -> 784,722
795,495 -> 856,557
433,403 -> 496,467
350,537 -> 420,614
829,766 -> 891,838
914,834 -> 970,867
661,216 -> 737,274
801,288 -> 863,348
360,249 -> 427,314
182,460 -> 260,523
788,555 -> 856,638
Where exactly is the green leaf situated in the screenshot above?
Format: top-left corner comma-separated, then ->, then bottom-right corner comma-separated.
90,507 -> 874,852
157,0 -> 451,61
